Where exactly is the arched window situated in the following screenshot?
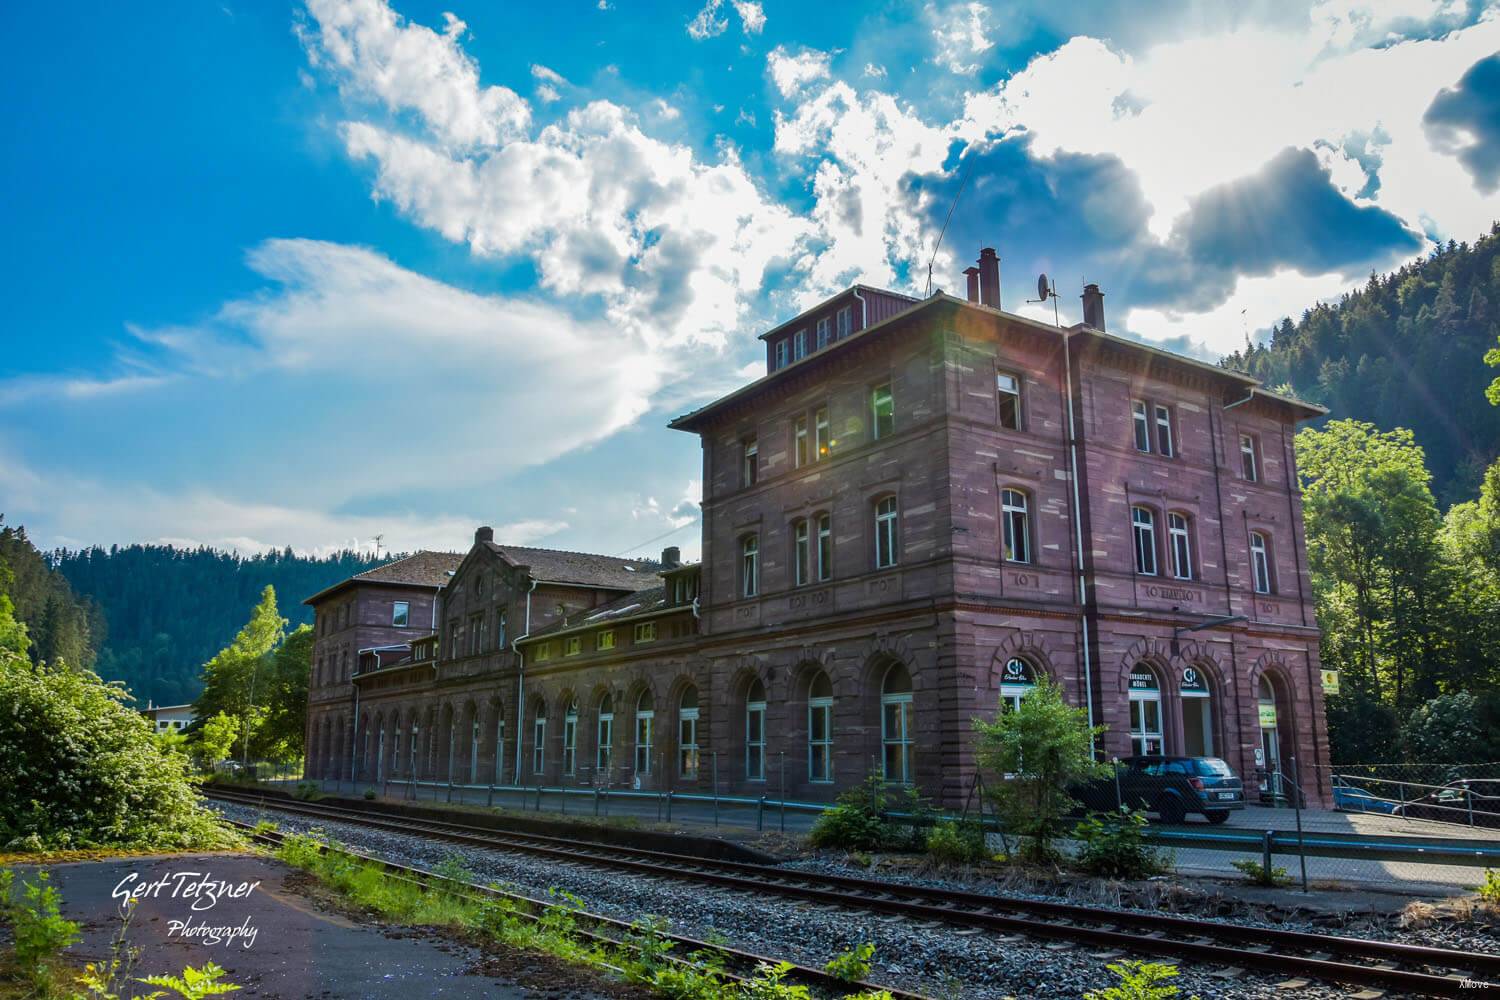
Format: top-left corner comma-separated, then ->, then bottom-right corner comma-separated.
1001,489 -> 1030,564
874,497 -> 899,569
1128,665 -> 1164,756
377,724 -> 386,782
470,717 -> 481,783
409,720 -> 419,778
1180,666 -> 1214,757
393,725 -> 403,778
494,711 -> 506,785
1258,675 -> 1281,776
816,513 -> 833,581
808,671 -> 834,783
999,657 -> 1036,713
881,663 -> 914,784
1131,506 -> 1158,576
635,691 -> 655,775
596,694 -> 614,775
745,678 -> 767,781
532,701 -> 547,775
679,687 -> 700,778
563,700 -> 578,776
1250,532 -> 1273,594
742,534 -> 759,597
1168,512 -> 1193,580
793,519 -> 810,586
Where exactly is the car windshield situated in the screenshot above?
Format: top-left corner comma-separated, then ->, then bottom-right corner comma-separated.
1194,758 -> 1233,776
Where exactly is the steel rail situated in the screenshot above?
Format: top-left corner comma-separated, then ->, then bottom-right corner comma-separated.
228,818 -> 923,1000
207,788 -> 1495,997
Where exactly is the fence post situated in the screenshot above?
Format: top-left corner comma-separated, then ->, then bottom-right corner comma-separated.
757,794 -> 765,832
1290,756 -> 1308,893
1469,784 -> 1476,827
779,752 -> 787,833
1113,757 -> 1122,811
1262,829 -> 1274,878
487,783 -> 494,808
594,787 -> 601,817
712,752 -> 720,829
447,780 -> 454,803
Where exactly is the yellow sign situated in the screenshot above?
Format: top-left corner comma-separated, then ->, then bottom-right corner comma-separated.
1258,703 -> 1277,728
1321,669 -> 1340,695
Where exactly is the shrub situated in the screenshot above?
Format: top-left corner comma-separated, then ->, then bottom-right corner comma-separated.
0,655 -> 231,851
808,773 -> 935,853
1479,869 -> 1500,903
139,962 -> 243,998
1072,809 -> 1170,879
363,789 -> 377,800
1,868 -> 81,994
1230,859 -> 1292,887
292,782 -> 323,801
823,941 -> 875,982
926,820 -> 988,866
973,676 -> 1107,865
1084,960 -> 1196,1000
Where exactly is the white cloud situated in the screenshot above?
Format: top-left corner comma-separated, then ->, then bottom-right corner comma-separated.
536,83 -> 560,103
298,0 -> 529,150
686,0 -> 728,39
1122,268 -> 1357,356
767,45 -> 832,98
929,1 -> 994,75
531,64 -> 566,85
863,62 -> 887,79
732,0 -> 765,34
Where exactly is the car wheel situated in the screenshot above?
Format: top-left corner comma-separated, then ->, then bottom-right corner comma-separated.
1204,810 -> 1230,825
1158,797 -> 1186,824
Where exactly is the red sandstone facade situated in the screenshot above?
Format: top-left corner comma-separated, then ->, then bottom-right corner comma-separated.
305,265 -> 1329,807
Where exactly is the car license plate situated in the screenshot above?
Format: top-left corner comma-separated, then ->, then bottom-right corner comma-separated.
1216,792 -> 1236,800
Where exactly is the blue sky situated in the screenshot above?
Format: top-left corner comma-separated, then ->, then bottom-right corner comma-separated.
3,0 -> 1500,560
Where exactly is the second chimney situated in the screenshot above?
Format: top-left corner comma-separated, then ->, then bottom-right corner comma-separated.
1081,283 -> 1106,331
475,525 -> 494,544
963,266 -> 981,303
661,546 -> 681,568
978,248 -> 1000,309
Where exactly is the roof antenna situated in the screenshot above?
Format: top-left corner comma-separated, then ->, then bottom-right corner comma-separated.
1028,273 -> 1060,327
373,533 -> 384,560
925,157 -> 976,298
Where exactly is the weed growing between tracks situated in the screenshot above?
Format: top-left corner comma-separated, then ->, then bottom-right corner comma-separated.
272,830 -> 897,1000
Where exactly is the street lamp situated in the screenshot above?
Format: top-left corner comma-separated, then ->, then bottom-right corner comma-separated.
1170,614 -> 1248,657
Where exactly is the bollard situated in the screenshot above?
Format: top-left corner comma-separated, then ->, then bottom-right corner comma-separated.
595,787 -> 601,817
536,784 -> 542,812
1262,829 -> 1274,878
757,795 -> 766,832
666,790 -> 673,823
447,780 -> 454,803
487,784 -> 495,808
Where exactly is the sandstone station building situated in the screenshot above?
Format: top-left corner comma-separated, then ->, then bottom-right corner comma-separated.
305,251 -> 1329,808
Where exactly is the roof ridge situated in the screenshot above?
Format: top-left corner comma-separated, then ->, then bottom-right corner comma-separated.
492,542 -> 662,564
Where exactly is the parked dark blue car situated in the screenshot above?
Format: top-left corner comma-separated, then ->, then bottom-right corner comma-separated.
1076,756 -> 1246,824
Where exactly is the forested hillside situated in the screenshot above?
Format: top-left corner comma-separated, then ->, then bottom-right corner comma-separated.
1223,224 -> 1500,505
52,544 -> 386,706
0,518 -> 104,670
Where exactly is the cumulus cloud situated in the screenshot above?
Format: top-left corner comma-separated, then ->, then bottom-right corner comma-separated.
732,0 -> 766,35
928,1 -> 993,75
767,45 -> 832,98
1425,53 -> 1500,194
686,0 -> 763,39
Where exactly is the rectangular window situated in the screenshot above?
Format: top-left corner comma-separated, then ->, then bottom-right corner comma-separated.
1169,512 -> 1193,580
742,534 -> 760,597
1240,434 -> 1259,482
1001,488 -> 1030,564
794,415 -> 809,468
816,514 -> 832,582
532,717 -> 546,774
597,712 -> 613,773
742,437 -> 758,487
469,613 -> 483,655
1132,507 -> 1158,576
815,316 -> 831,350
1250,532 -> 1274,594
746,700 -> 766,780
596,629 -> 615,651
1154,404 -> 1174,457
392,601 -> 409,627
563,713 -> 577,775
535,642 -> 553,663
997,372 -> 1022,430
448,620 -> 461,658
793,329 -> 807,360
872,383 -> 894,440
813,406 -> 830,461
881,695 -> 913,784
1132,400 -> 1151,452
635,711 -> 653,774
808,698 -> 833,782
634,621 -> 657,643
774,340 -> 788,369
496,611 -> 507,649
837,305 -> 853,339
564,635 -> 582,656
874,497 -> 899,569
793,519 -> 810,586
679,709 -> 699,778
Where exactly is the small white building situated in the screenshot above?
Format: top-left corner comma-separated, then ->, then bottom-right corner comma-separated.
142,702 -> 195,734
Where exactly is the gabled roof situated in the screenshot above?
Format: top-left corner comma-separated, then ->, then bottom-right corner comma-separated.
754,284 -> 916,341
304,550 -> 463,606
521,583 -> 674,642
484,542 -> 662,591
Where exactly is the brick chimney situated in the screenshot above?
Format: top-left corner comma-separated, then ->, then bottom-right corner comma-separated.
475,525 -> 494,544
963,266 -> 981,303
978,248 -> 1000,309
661,546 -> 681,568
1081,283 -> 1106,331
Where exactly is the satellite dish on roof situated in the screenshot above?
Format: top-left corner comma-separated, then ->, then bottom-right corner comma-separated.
1037,273 -> 1051,301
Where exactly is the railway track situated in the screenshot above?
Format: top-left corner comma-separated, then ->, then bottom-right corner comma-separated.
227,818 -> 919,999
207,787 -> 1500,997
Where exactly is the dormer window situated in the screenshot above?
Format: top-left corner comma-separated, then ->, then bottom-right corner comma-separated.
815,317 -> 831,350
774,339 -> 789,370
837,305 -> 853,338
793,329 -> 807,361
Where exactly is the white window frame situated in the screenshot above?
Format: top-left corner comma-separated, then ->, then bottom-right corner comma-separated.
470,719 -> 480,783
532,715 -> 546,775
1132,506 -> 1158,576
1240,434 -> 1258,482
836,305 -> 853,338
746,692 -> 766,781
597,698 -> 614,774
742,437 -> 758,487
774,339 -> 788,369
1129,670 -> 1165,757
1250,531 -> 1273,594
596,629 -> 615,651
881,689 -> 914,784
1001,488 -> 1030,564
872,383 -> 894,440
816,513 -> 832,582
564,635 -> 581,657
1154,404 -> 1174,457
634,621 -> 656,643
996,372 -> 1022,430
793,329 -> 807,360
1132,400 -> 1151,452
741,534 -> 760,597
814,406 -> 830,461
808,678 -> 833,783
494,717 -> 505,784
874,497 -> 899,569
794,414 -> 809,468
409,723 -> 419,777
635,695 -> 654,775
679,692 -> 700,778
793,519 -> 810,586
815,316 -> 831,350
392,601 -> 409,627
563,703 -> 578,776
1169,512 -> 1192,580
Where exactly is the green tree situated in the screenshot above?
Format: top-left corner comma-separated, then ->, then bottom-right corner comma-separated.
252,624 -> 311,762
972,676 -> 1105,864
192,587 -> 284,765
197,711 -> 240,766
